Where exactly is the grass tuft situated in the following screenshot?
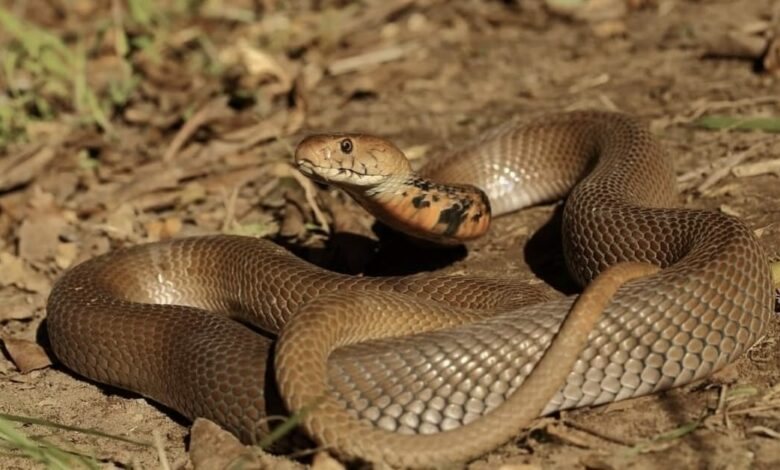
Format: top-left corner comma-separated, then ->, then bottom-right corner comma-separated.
0,413 -> 153,469
0,415 -> 99,469
0,1 -> 219,150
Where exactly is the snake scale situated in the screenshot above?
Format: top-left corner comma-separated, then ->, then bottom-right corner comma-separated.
46,111 -> 773,467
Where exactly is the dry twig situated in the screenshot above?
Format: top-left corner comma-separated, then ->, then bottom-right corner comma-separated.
162,97 -> 233,161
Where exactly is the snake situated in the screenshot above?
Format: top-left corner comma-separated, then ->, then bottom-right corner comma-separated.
46,111 -> 773,468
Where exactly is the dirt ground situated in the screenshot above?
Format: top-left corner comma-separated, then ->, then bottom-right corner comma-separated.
1,0 -> 780,468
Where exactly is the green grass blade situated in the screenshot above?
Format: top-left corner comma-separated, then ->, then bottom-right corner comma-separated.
694,115 -> 780,133
0,413 -> 151,447
128,0 -> 156,27
0,415 -> 98,469
651,421 -> 700,441
258,396 -> 325,449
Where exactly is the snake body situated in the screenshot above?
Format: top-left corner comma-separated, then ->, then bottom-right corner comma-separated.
46,112 -> 773,467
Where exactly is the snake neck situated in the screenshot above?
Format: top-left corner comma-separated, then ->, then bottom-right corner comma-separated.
348,173 -> 492,244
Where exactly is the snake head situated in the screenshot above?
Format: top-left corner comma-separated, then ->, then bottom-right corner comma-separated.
295,134 -> 413,189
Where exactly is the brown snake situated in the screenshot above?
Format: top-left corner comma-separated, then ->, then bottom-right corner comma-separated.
46,111 -> 772,467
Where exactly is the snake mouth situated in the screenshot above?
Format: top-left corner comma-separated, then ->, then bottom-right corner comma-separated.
296,159 -> 388,187
295,159 -> 318,177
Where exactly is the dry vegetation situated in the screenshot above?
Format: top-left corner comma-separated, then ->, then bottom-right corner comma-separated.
1,0 -> 780,468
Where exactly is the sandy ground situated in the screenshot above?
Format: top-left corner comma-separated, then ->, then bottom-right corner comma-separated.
1,0 -> 779,468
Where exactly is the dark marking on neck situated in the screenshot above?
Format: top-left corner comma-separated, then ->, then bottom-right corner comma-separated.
412,195 -> 431,209
409,177 -> 433,192
437,199 -> 472,236
472,190 -> 491,221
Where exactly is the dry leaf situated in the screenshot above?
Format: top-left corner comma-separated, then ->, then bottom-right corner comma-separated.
0,290 -> 43,321
28,185 -> 57,210
0,145 -> 58,192
124,101 -> 181,128
763,37 -> 780,74
104,204 -> 138,239
189,418 -> 304,470
112,161 -> 188,203
18,212 -> 69,263
720,204 -> 742,217
215,117 -> 287,153
578,455 -> 616,470
0,252 -> 51,294
546,0 -> 627,23
2,337 -> 53,373
591,19 -> 627,38
311,452 -> 345,470
279,201 -> 307,239
328,45 -> 410,75
55,242 -> 79,270
706,31 -> 768,59
145,218 -> 183,242
162,97 -> 234,162
180,182 -> 208,205
221,39 -> 294,96
301,62 -> 324,90
39,171 -> 80,203
240,42 -> 291,82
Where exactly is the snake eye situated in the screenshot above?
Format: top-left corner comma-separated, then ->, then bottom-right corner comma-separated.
340,138 -> 353,154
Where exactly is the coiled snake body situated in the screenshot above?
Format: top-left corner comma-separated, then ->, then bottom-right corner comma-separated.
46,112 -> 772,467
